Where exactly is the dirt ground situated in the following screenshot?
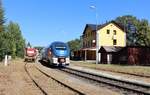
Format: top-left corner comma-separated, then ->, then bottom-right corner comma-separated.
0,59 -> 121,95
0,59 -> 43,95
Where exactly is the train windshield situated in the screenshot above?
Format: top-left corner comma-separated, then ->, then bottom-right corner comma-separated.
55,44 -> 67,50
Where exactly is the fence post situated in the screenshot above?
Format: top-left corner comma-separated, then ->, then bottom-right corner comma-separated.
4,55 -> 8,66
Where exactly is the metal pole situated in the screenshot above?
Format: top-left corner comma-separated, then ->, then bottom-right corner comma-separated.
90,5 -> 99,64
124,19 -> 127,46
96,11 -> 99,64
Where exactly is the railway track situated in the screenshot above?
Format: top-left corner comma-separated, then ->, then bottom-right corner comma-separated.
24,63 -> 48,95
60,67 -> 150,95
24,62 -> 84,95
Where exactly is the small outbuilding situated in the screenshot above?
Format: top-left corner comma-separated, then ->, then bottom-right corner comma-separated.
99,46 -> 124,64
99,46 -> 150,65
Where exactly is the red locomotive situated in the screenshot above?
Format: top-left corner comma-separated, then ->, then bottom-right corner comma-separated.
24,47 -> 37,62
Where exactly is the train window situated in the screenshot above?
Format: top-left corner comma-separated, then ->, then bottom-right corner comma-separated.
54,43 -> 67,50
55,44 -> 67,50
55,46 -> 66,50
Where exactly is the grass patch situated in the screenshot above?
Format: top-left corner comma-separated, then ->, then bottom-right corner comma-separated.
70,61 -> 150,76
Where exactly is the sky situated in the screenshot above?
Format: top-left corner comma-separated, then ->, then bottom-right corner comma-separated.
3,0 -> 150,46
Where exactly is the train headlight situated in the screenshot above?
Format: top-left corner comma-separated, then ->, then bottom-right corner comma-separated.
52,57 -> 58,63
66,57 -> 70,63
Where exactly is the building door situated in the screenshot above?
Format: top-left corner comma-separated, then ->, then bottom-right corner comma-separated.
101,53 -> 107,64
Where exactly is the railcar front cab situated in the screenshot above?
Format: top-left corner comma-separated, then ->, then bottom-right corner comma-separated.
48,43 -> 70,66
52,56 -> 70,66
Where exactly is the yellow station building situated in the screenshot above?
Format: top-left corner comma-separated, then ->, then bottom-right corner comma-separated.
98,21 -> 126,47
73,21 -> 126,62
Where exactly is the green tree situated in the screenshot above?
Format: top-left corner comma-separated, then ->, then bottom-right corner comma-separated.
0,32 -> 7,60
0,0 -> 5,32
115,15 -> 150,46
136,19 -> 150,46
67,38 -> 81,52
6,21 -> 25,58
0,0 -> 6,60
0,1 -> 26,60
0,32 -> 13,60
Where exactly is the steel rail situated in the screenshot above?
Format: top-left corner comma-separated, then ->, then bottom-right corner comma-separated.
24,63 -> 48,95
92,68 -> 150,78
60,67 -> 150,95
35,66 -> 85,95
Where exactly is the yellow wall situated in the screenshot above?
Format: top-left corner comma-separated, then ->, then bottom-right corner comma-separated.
98,23 -> 126,47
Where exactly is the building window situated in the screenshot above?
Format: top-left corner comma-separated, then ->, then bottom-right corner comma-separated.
113,30 -> 117,35
113,39 -> 117,45
107,29 -> 110,34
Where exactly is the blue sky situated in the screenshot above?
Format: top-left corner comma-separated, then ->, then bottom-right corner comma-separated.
3,0 -> 150,46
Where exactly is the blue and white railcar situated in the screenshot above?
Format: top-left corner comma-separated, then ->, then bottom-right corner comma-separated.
45,41 -> 70,66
